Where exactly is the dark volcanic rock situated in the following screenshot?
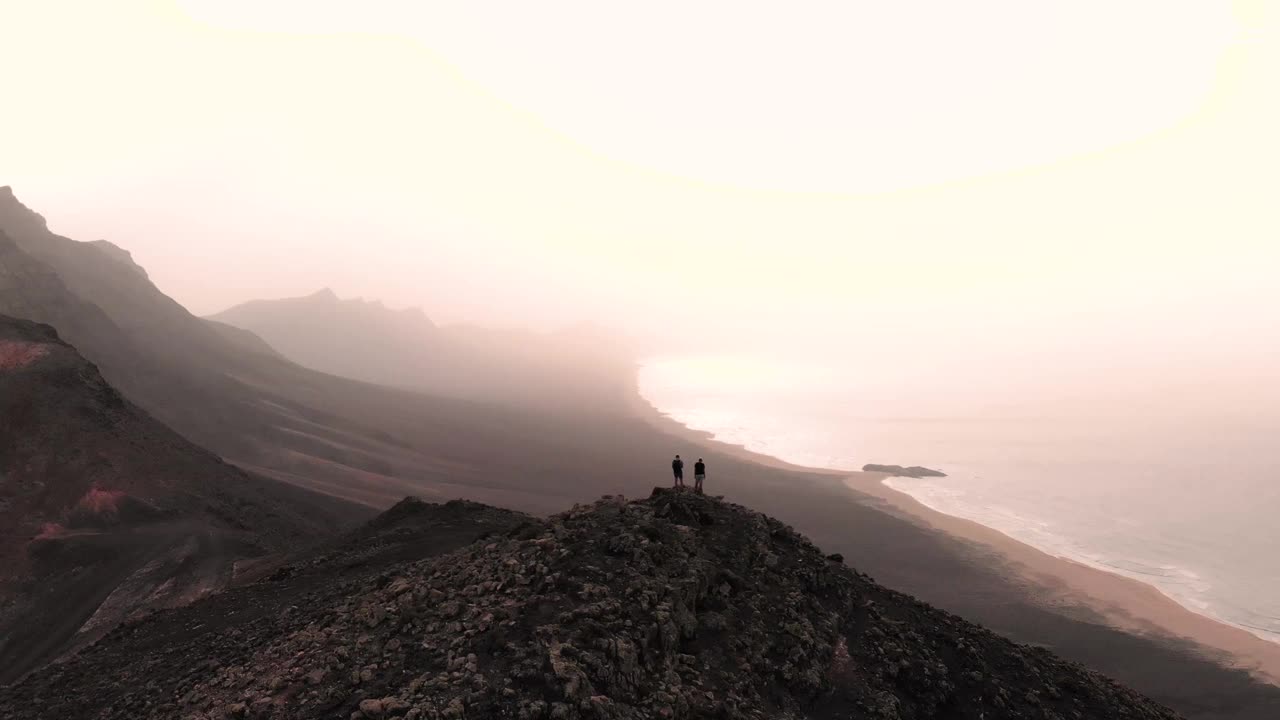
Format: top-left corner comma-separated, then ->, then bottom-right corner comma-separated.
862,464 -> 947,478
0,490 -> 1180,719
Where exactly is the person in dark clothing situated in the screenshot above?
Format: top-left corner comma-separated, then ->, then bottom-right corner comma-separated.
694,458 -> 706,495
672,454 -> 685,488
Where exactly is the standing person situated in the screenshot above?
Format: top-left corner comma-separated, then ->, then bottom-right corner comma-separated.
694,458 -> 706,495
672,454 -> 685,489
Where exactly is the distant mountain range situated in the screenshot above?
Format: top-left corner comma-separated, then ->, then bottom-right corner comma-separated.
208,288 -> 633,410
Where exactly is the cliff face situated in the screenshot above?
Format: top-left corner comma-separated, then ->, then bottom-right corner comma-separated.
0,187 -> 203,341
0,188 -> 272,460
0,229 -> 131,369
0,490 -> 1181,720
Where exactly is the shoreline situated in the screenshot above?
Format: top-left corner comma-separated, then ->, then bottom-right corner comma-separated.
878,474 -> 1280,647
628,389 -> 1280,685
843,473 -> 1280,685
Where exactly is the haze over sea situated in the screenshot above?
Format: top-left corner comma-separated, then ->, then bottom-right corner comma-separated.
639,352 -> 1280,644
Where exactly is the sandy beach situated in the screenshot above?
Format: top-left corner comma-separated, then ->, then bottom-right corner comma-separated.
842,472 -> 1280,685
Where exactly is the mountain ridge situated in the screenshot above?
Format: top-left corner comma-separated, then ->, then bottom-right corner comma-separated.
208,288 -> 632,410
0,490 -> 1182,720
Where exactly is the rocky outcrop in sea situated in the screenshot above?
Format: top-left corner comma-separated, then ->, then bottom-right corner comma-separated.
862,464 -> 947,479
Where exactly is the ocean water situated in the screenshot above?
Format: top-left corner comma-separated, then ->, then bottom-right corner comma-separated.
638,354 -> 1280,644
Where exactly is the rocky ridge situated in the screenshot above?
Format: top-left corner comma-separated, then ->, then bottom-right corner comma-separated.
1,490 -> 1180,720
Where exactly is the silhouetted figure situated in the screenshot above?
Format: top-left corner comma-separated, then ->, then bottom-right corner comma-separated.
694,458 -> 706,495
672,454 -> 685,489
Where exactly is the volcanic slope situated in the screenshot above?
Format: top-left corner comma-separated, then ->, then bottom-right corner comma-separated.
0,315 -> 362,684
1,490 -> 1181,720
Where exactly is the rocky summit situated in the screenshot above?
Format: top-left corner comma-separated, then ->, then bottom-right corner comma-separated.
0,490 -> 1179,720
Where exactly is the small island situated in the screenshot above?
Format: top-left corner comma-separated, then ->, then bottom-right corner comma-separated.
862,463 -> 947,478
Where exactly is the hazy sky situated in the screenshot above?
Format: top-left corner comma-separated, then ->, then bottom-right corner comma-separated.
2,1 -> 1276,373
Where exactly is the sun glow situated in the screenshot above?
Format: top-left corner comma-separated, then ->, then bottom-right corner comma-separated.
0,1 -> 1275,361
